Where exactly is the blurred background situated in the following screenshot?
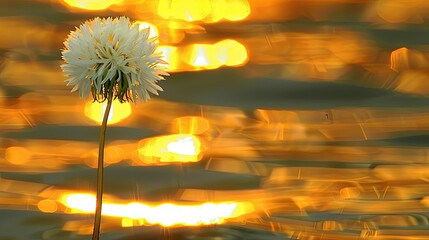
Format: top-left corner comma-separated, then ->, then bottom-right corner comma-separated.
1,0 -> 429,239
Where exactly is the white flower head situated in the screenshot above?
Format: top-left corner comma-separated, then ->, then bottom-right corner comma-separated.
61,16 -> 169,103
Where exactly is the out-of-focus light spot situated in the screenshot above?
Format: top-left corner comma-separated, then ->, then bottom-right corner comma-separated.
61,193 -> 253,227
167,21 -> 206,32
122,218 -> 146,227
62,0 -> 122,10
163,24 -> 187,44
181,40 -> 248,69
136,21 -> 159,39
205,0 -> 225,22
5,147 -> 32,165
18,92 -> 49,110
183,44 -> 223,69
167,136 -> 197,155
172,116 -> 210,134
138,134 -> 202,163
104,145 -> 126,164
158,0 -> 250,22
377,0 -> 414,23
158,45 -> 179,70
122,218 -> 135,227
215,39 -> 248,66
84,100 -> 132,125
37,199 -> 58,213
221,0 -> 251,21
64,193 -> 95,212
158,0 -> 212,21
158,40 -> 247,71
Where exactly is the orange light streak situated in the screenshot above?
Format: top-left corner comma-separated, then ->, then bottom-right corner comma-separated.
61,193 -> 253,227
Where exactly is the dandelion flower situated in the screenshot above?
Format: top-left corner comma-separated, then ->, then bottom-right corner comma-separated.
61,16 -> 168,103
60,17 -> 169,240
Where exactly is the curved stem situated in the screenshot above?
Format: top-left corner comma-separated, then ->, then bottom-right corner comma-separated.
92,83 -> 115,240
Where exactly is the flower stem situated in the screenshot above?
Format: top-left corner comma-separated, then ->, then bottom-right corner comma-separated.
92,83 -> 115,240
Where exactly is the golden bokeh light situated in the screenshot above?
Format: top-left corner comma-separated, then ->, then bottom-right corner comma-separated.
204,0 -> 225,22
182,44 -> 223,69
5,146 -> 33,165
64,193 -> 96,212
5,1 -> 429,239
215,39 -> 248,66
171,116 -> 210,134
376,0 -> 415,23
157,0 -> 250,22
162,23 -> 187,44
62,0 -> 122,10
158,0 -> 212,21
136,21 -> 159,39
84,100 -> 132,125
181,40 -> 248,70
157,45 -> 179,70
138,134 -> 202,163
156,40 -> 248,72
37,199 -> 58,213
60,193 -> 253,227
219,0 -> 251,21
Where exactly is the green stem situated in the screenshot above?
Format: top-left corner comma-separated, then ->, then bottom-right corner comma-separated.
92,82 -> 115,240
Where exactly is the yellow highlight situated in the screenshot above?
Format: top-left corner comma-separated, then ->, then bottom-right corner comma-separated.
65,193 -> 95,212
158,0 -> 212,21
5,147 -> 32,165
212,0 -> 251,21
138,134 -> 202,163
157,45 -> 179,70
61,193 -> 254,227
377,0 -> 413,23
84,100 -> 132,125
172,116 -> 210,134
62,0 -> 122,10
215,39 -> 248,66
37,199 -> 58,213
136,22 -> 159,39
158,0 -> 250,22
181,40 -> 248,69
184,44 -> 223,69
158,40 -> 248,72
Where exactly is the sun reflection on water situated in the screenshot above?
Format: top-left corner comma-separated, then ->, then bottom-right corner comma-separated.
3,0 -> 429,239
60,193 -> 254,227
62,0 -> 122,10
179,39 -> 248,70
138,134 -> 202,163
84,100 -> 132,125
157,0 -> 250,22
